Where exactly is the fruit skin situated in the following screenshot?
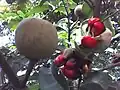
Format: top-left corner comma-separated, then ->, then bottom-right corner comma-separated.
74,5 -> 84,17
65,60 -> 76,70
88,17 -> 100,26
90,22 -> 105,36
88,17 -> 105,36
15,18 -> 58,60
54,54 -> 66,67
81,36 -> 97,48
61,66 -> 80,80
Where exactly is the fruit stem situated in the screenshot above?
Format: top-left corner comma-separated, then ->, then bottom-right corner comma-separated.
98,61 -> 120,71
86,26 -> 91,36
80,19 -> 89,35
77,77 -> 82,90
70,17 -> 79,30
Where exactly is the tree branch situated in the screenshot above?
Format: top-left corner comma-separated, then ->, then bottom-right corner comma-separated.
93,0 -> 102,17
0,51 -> 20,88
61,0 -> 71,47
102,9 -> 120,22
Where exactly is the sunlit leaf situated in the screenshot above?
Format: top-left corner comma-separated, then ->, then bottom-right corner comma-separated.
82,2 -> 93,18
27,5 -> 49,16
17,10 -> 25,18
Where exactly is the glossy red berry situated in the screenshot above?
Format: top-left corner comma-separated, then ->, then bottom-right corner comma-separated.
81,36 -> 97,48
88,17 -> 100,27
54,54 -> 66,67
88,17 -> 105,36
65,60 -> 76,70
91,22 -> 105,36
61,67 -> 80,80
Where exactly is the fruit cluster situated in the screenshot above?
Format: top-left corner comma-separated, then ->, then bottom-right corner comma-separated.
54,51 -> 91,80
54,17 -> 112,80
81,17 -> 105,48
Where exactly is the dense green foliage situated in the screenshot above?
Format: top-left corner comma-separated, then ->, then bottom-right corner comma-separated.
0,0 -> 120,89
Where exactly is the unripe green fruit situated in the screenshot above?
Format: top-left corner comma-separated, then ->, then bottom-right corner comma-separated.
15,18 -> 58,59
74,5 -> 84,17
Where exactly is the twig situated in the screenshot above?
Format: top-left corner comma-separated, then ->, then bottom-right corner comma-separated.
102,9 -> 120,22
93,0 -> 102,17
99,62 -> 120,71
42,6 -> 60,19
77,78 -> 81,90
70,17 -> 79,30
61,0 -> 71,47
0,51 -> 20,88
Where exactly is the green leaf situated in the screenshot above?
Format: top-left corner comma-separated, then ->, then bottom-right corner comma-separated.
58,31 -> 68,39
55,6 -> 67,14
8,19 -> 21,31
82,2 -> 93,18
27,5 -> 49,16
9,45 -> 16,49
17,10 -> 25,18
29,84 -> 40,90
0,12 -> 18,19
104,19 -> 115,36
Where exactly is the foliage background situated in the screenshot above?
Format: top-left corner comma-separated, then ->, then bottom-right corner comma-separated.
0,0 -> 120,89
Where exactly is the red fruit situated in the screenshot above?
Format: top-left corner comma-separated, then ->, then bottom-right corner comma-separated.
61,67 -> 80,80
88,17 -> 105,36
88,17 -> 100,26
81,36 -> 97,48
65,60 -> 76,70
54,54 -> 66,67
91,22 -> 105,36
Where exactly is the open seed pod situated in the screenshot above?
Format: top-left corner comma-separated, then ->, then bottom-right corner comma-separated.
15,18 -> 58,60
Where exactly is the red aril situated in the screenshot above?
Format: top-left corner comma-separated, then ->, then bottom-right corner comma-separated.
88,17 -> 100,27
81,36 -> 97,48
61,67 -> 80,80
91,21 -> 105,36
54,54 -> 66,67
65,60 -> 76,70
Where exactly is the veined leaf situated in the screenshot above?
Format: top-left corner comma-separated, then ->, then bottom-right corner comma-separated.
0,12 -> 18,19
27,5 -> 49,16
